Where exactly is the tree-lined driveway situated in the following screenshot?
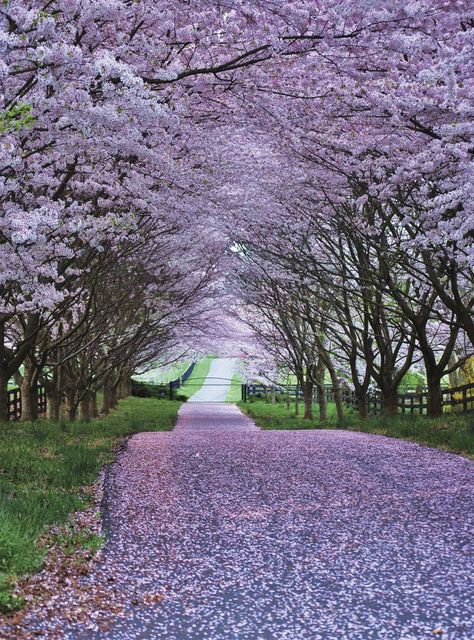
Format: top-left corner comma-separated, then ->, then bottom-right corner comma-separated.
52,411 -> 474,639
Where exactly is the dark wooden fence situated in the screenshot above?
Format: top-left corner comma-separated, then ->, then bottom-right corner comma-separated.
244,382 -> 474,416
132,362 -> 197,400
7,385 -> 47,421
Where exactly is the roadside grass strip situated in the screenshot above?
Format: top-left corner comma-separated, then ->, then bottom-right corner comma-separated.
0,397 -> 181,612
179,356 -> 214,399
239,398 -> 474,457
225,373 -> 245,403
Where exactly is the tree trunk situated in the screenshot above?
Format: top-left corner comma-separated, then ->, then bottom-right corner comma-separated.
0,318 -> 9,421
89,392 -> 99,418
327,368 -> 344,422
117,375 -> 131,400
20,382 -> 38,421
271,388 -> 276,405
356,389 -> 368,419
102,383 -> 112,415
46,392 -> 60,421
294,387 -> 299,416
316,383 -> 327,422
382,386 -> 398,417
110,385 -> 118,409
20,359 -> 38,421
303,382 -> 313,420
68,404 -> 77,421
78,394 -> 91,421
0,366 -> 9,422
426,375 -> 443,417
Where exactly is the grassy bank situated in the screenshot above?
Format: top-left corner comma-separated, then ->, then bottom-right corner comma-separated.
239,399 -> 474,457
226,372 -> 245,402
180,356 -> 214,398
0,396 -> 181,612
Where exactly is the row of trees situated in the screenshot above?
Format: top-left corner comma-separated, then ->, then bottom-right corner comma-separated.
234,197 -> 473,419
0,1 -> 243,421
222,3 -> 474,419
1,2 -> 472,421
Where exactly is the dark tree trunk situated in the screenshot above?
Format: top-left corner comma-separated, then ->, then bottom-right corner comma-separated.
0,366 -> 9,422
316,383 -> 327,422
0,319 -> 9,421
117,376 -> 132,400
382,385 -> 398,416
326,364 -> 344,422
294,388 -> 299,416
20,359 -> 38,421
89,392 -> 99,418
68,404 -> 77,422
78,394 -> 91,421
46,392 -> 60,421
102,383 -> 112,415
110,385 -> 118,409
426,375 -> 443,417
303,382 -> 313,420
356,389 -> 368,419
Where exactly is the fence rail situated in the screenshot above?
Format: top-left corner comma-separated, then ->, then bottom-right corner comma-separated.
7,385 -> 47,421
244,382 -> 474,416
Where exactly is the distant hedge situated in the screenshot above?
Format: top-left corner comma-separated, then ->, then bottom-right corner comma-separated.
131,379 -> 168,398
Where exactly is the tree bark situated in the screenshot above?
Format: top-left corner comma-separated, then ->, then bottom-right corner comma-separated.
68,404 -> 77,421
102,382 -> 112,415
78,394 -> 91,421
326,367 -> 344,422
117,375 -> 132,400
356,389 -> 368,419
20,359 -> 38,421
0,366 -> 9,422
110,384 -> 118,409
303,382 -> 313,420
89,392 -> 99,418
316,383 -> 327,422
426,374 -> 443,417
381,385 -> 398,416
46,392 -> 60,421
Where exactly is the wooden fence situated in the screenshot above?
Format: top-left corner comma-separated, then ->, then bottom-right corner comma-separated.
244,382 -> 474,416
7,385 -> 47,421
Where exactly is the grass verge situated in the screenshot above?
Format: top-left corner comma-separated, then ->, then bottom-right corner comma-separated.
180,356 -> 214,399
239,399 -> 474,458
0,396 -> 181,612
226,373 -> 245,403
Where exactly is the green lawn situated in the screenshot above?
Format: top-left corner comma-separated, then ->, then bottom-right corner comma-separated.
0,396 -> 181,612
226,372 -> 245,403
179,356 -> 214,399
239,398 -> 474,457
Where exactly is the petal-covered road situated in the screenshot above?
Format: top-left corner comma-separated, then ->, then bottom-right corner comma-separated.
4,405 -> 474,639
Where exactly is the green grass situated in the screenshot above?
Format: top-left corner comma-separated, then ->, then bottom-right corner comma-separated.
0,396 -> 181,612
239,398 -> 474,457
179,356 -> 214,399
226,372 -> 245,403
